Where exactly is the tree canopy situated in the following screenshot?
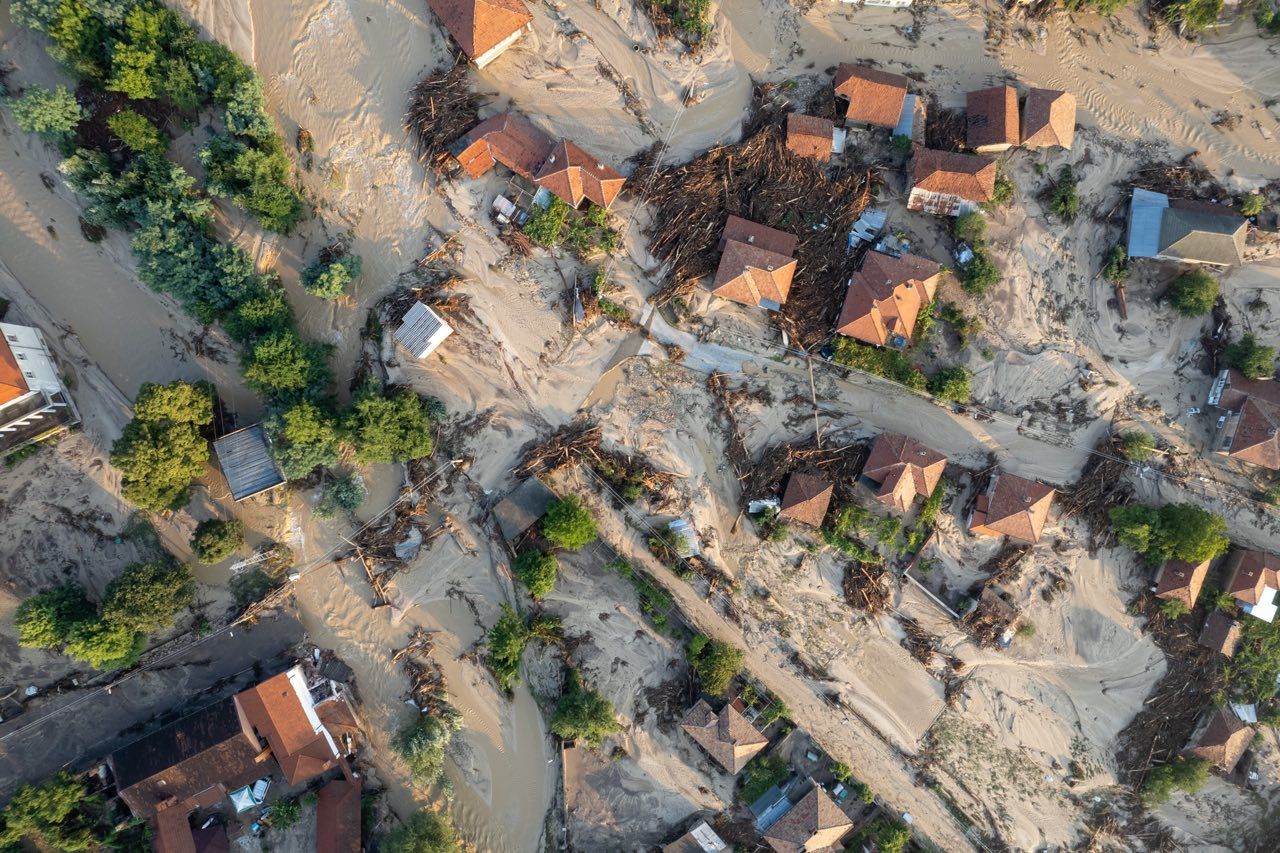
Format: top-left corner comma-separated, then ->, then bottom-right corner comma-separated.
513,550 -> 559,599
301,254 -> 362,300
14,584 -> 95,648
1167,270 -> 1218,317
927,366 -> 971,403
1142,757 -> 1208,804
267,399 -> 342,479
344,386 -> 436,464
380,810 -> 461,853
1109,502 -> 1229,565
550,669 -> 621,746
1225,333 -> 1275,380
111,419 -> 209,511
1118,430 -> 1156,462
688,634 -> 744,695
63,618 -> 144,670
241,330 -> 332,400
962,249 -> 1000,296
190,518 -> 245,564
5,84 -> 83,137
100,559 -> 193,633
541,495 -> 597,551
0,771 -> 101,852
393,707 -> 464,789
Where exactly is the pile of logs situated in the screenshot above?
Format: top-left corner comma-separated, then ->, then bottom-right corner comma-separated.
842,561 -> 891,615
404,57 -> 482,174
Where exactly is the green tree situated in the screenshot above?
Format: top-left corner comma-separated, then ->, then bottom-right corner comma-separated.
1119,430 -> 1156,462
5,84 -> 83,138
962,249 -> 1000,296
200,136 -> 304,233
1142,757 -> 1209,804
740,753 -> 789,804
513,550 -> 558,599
107,109 -> 166,155
1050,165 -> 1081,221
0,772 -> 100,852
241,330 -> 332,399
110,419 -> 210,511
132,380 -> 214,425
315,473 -> 367,518
1226,617 -> 1280,701
100,560 -> 194,633
985,171 -> 1015,209
1241,193 -> 1267,217
523,196 -> 570,246
302,254 -> 362,300
64,618 -> 144,670
190,519 -> 245,564
223,284 -> 295,343
392,707 -> 464,788
954,211 -> 987,244
486,604 -> 532,691
866,817 -> 912,853
380,810 -> 460,853
829,761 -> 853,782
1101,244 -> 1130,284
14,584 -> 95,648
541,495 -> 597,551
1108,502 -> 1229,564
927,366 -> 971,403
1167,270 -> 1218,317
688,635 -> 743,695
550,669 -> 621,746
344,386 -> 436,464
105,5 -> 170,100
1225,333 -> 1275,380
267,399 -> 342,478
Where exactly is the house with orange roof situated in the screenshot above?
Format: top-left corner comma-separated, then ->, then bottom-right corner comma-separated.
1222,549 -> 1280,622
967,473 -> 1055,543
0,322 -> 79,458
1184,706 -> 1254,773
427,0 -> 533,68
776,472 -> 834,528
534,139 -> 626,209
907,148 -> 997,217
1021,89 -> 1076,150
835,250 -> 940,348
760,783 -> 854,853
833,64 -> 912,131
861,433 -> 946,512
680,699 -> 768,774
710,215 -> 799,310
785,113 -> 837,162
966,86 -> 1020,154
1153,558 -> 1212,610
1207,369 -> 1280,471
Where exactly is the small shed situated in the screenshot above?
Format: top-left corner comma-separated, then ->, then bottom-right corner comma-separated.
394,301 -> 453,360
493,477 -> 557,541
213,425 -> 285,501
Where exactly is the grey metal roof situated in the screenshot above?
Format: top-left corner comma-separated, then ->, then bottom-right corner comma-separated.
1158,205 -> 1246,266
894,93 -> 919,139
492,477 -> 557,541
213,424 -> 285,501
1127,188 -> 1168,258
394,301 -> 453,359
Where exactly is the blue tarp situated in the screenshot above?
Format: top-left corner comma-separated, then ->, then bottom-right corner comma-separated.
1127,188 -> 1169,258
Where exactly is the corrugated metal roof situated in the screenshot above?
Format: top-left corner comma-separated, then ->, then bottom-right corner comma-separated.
394,302 -> 453,360
1127,188 -> 1169,258
213,425 -> 285,501
894,93 -> 918,139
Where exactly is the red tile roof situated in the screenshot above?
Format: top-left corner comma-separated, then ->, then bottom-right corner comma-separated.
1184,707 -> 1253,772
1021,89 -> 1075,149
836,251 -> 941,347
535,139 -> 626,209
0,337 -> 30,406
711,216 -> 798,308
679,699 -> 768,774
910,148 -> 997,203
316,779 -> 362,853
786,113 -> 834,161
762,785 -> 854,853
966,86 -> 1020,151
1198,609 -> 1242,658
969,473 -> 1054,543
236,671 -> 340,785
427,0 -> 532,62
454,113 -> 554,180
777,472 -> 833,528
862,432 -> 946,512
1155,559 -> 1211,609
833,64 -> 909,128
1225,549 -> 1280,606
1228,396 -> 1280,470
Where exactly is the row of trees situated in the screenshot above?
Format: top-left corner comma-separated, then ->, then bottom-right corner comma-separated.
1108,501 -> 1230,566
511,495 -> 599,600
15,559 -> 193,670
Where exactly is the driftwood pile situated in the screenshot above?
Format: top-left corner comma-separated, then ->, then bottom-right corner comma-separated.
405,57 -> 482,174
633,86 -> 874,347
394,628 -> 452,714
516,420 -> 681,509
924,103 -> 968,153
900,615 -> 938,666
739,437 -> 870,511
961,588 -> 1021,649
1059,438 -> 1134,552
517,420 -> 603,477
981,543 -> 1032,587
707,374 -> 754,477
842,561 -> 891,615
1127,156 -> 1230,204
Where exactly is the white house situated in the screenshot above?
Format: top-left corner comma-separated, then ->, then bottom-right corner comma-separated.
393,302 -> 454,360
0,322 -> 79,455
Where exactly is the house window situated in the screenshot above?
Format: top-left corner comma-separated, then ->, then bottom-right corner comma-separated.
24,372 -> 35,379
6,336 -> 16,343
16,353 -> 25,361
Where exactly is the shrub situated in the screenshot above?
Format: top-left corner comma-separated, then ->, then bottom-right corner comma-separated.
541,495 -> 597,551
101,560 -> 194,633
1016,621 -> 1037,638
985,171 -> 1015,209
0,772 -> 101,852
15,584 -> 95,648
1063,0 -> 1133,13
523,197 -> 571,246
190,518 -> 244,563
1225,617 -> 1280,701
241,330 -> 332,399
380,810 -> 460,853
854,781 -> 875,803
1142,757 -> 1209,804
954,211 -> 987,244
514,550 -> 559,599
1119,430 -> 1156,462
268,797 -> 302,829
344,385 -> 436,464
486,604 -> 532,691
927,366 -> 971,403
5,84 -> 83,137
64,618 -> 144,670
268,399 -> 342,478
831,337 -> 926,390
688,635 -> 743,695
1049,165 -> 1081,221
1162,0 -> 1223,33
740,753 -> 789,804
1160,598 -> 1191,619
939,302 -> 983,344
1109,502 -> 1229,565
550,669 -> 621,746
301,254 -> 362,300
393,707 -> 464,788
891,134 -> 912,153
865,817 -> 911,853
830,761 -> 853,783
1167,270 -> 1218,317
1225,333 -> 1275,380
1241,193 -> 1267,217
315,473 -> 367,518
1102,244 -> 1130,284
107,109 -> 166,154
962,249 -> 1000,296
759,698 -> 789,727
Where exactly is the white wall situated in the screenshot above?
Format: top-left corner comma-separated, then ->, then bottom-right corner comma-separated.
0,322 -> 61,394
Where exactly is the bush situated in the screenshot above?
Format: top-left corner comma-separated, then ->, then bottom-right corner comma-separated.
344,385 -> 436,464
1063,0 -> 1132,13
381,810 -> 460,853
1241,193 -> 1267,217
962,249 -> 1000,296
759,698 -> 789,727
0,772 -> 101,852
891,134 -> 912,153
740,753 -> 789,804
1162,0 -> 1223,33
954,211 -> 987,244
1167,270 -> 1218,317
865,818 -> 911,853
64,618 -> 145,670
241,330 -> 332,399
829,761 -> 853,783
1160,598 -> 1191,619
1142,757 -> 1209,804
514,550 -> 559,599
315,473 -> 366,518
831,337 -> 926,390
927,366 -> 971,403
393,707 -> 464,789
985,171 -> 1015,209
268,399 -> 342,478
523,197 -> 571,246
550,669 -> 621,746
107,109 -> 166,154
190,518 -> 244,563
1225,333 -> 1275,380
268,797 -> 302,829
1119,430 -> 1156,462
1102,244 -> 1130,284
688,635 -> 743,695
541,495 -> 597,551
301,254 -> 362,300
486,604 -> 532,691
14,584 -> 95,648
101,560 -> 194,633
1225,617 -> 1280,701
5,84 -> 83,137
1049,165 -> 1081,221
1109,502 -> 1229,565
939,302 -> 983,345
